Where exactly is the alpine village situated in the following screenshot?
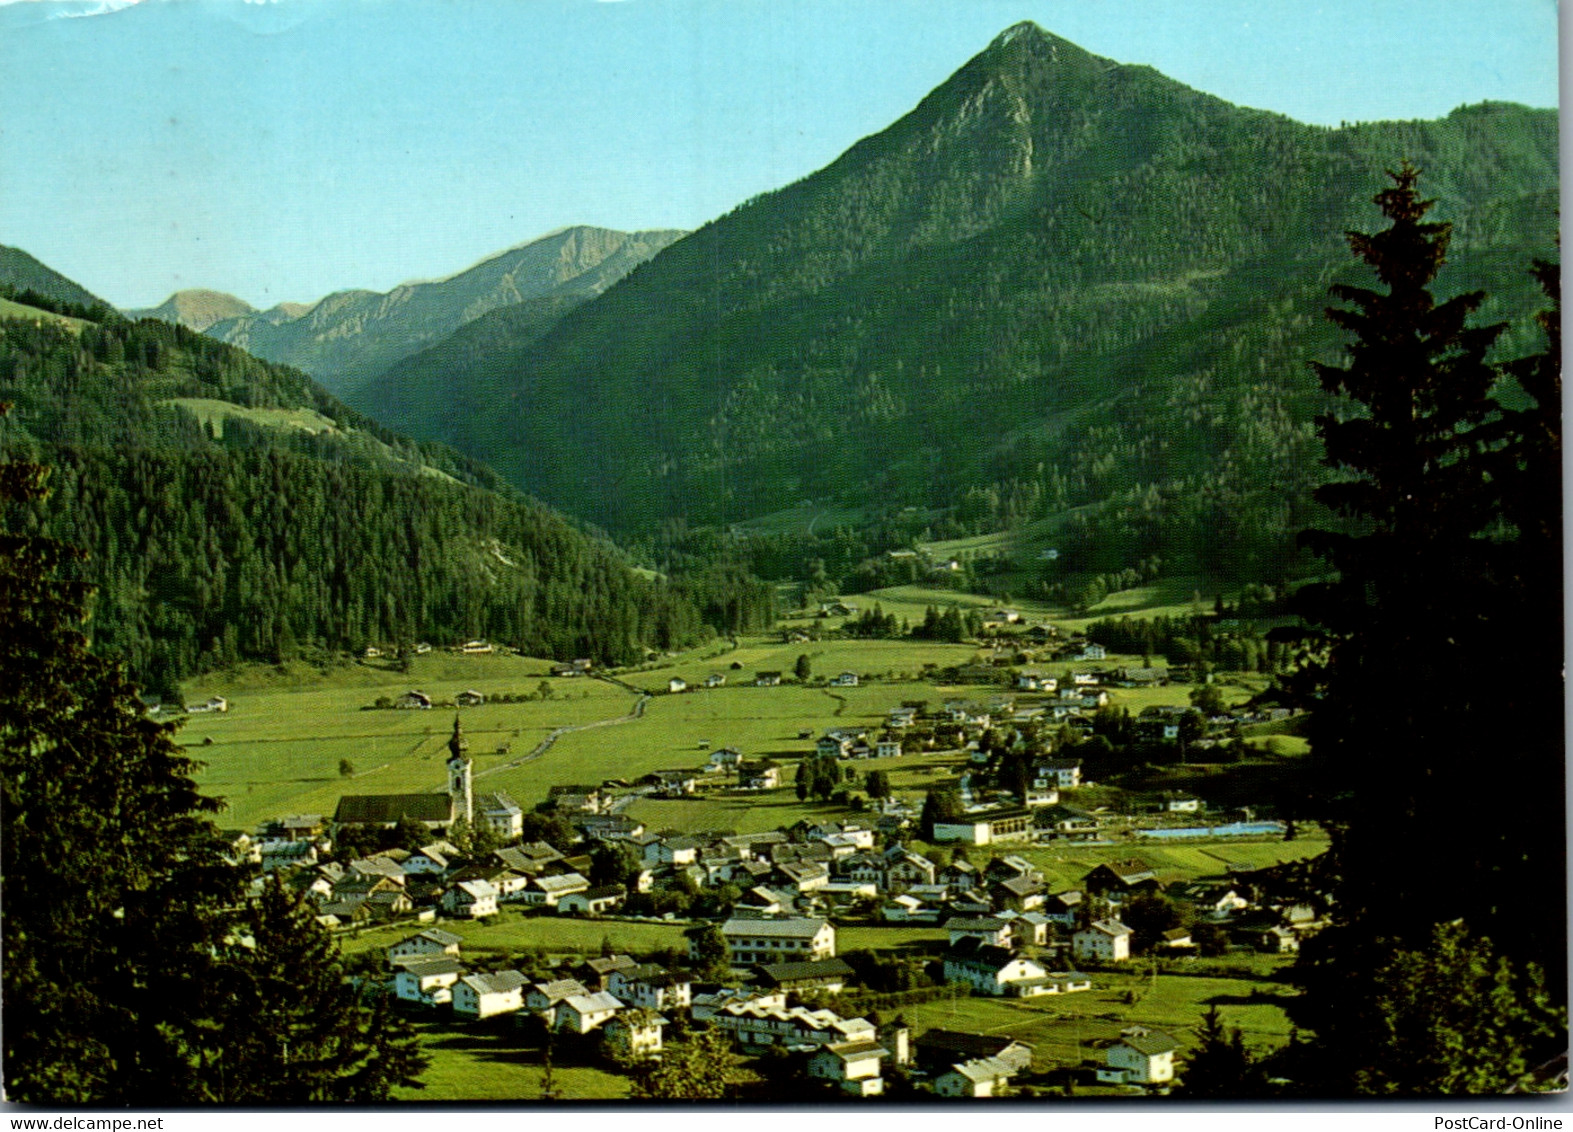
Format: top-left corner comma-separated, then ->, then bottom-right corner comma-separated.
1,19 -> 1564,1107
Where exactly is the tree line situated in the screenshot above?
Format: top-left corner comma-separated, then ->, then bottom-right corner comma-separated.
0,315 -> 774,697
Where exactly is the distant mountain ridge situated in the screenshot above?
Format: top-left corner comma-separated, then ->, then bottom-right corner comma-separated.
130,225 -> 686,393
352,22 -> 1558,582
0,245 -> 112,311
0,251 -> 763,693
125,289 -> 256,331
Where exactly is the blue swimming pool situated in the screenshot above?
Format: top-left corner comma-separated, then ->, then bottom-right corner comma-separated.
1137,821 -> 1286,839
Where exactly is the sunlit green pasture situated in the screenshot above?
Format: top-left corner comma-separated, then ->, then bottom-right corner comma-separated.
395,1019 -> 630,1101
1005,833 -> 1330,893
340,906 -> 691,962
628,637 -> 981,691
183,656 -> 639,829
899,956 -> 1298,1072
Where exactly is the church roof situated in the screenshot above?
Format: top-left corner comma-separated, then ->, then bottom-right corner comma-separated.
334,793 -> 452,825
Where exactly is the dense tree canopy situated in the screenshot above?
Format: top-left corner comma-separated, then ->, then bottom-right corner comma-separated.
1280,167 -> 1565,1092
0,423 -> 426,1103
0,314 -> 773,694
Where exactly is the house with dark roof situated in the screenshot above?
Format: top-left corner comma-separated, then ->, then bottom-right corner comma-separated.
574,954 -> 638,991
607,964 -> 692,1012
942,938 -> 1051,997
752,957 -> 856,994
914,1030 -> 1033,1076
945,917 -> 1011,949
394,956 -> 466,1006
336,716 -> 476,833
1083,859 -> 1160,899
1100,1027 -> 1179,1085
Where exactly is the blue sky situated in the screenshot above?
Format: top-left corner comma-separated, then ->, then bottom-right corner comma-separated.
0,0 -> 1560,309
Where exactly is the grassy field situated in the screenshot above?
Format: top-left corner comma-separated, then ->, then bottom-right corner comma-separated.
396,1019 -> 630,1101
180,600 -> 1299,860
900,954 -> 1299,1075
183,655 -> 639,830
339,906 -> 692,963
0,295 -> 90,329
1004,834 -> 1329,893
165,397 -> 341,438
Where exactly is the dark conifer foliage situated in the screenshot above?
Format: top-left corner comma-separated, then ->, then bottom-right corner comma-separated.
0,312 -> 773,691
1280,168 -> 1565,1092
0,422 -> 426,1103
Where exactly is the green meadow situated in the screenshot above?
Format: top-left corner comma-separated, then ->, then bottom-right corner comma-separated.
340,906 -> 692,963
899,955 -> 1299,1076
181,625 -> 1297,859
395,1019 -> 630,1101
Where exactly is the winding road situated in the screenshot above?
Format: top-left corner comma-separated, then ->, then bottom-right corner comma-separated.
472,675 -> 649,781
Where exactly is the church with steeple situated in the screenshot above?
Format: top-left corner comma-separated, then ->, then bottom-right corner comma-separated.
332,715 -> 523,839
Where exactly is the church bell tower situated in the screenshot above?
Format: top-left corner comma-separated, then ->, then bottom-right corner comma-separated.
446,714 -> 473,824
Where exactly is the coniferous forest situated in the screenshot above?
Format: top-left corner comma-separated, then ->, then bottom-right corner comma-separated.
0,305 -> 774,696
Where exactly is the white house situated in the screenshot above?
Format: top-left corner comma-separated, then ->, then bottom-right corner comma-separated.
717,917 -> 836,966
604,1008 -> 668,1061
525,872 -> 590,907
1073,918 -> 1133,963
668,677 -> 688,694
808,1040 -> 886,1097
1102,1027 -> 1179,1085
830,672 -> 860,687
608,964 -> 692,1012
945,917 -> 1012,949
393,957 -> 465,1006
933,1054 -> 1028,1097
557,991 -> 624,1034
942,940 -> 1051,997
442,879 -> 498,919
452,970 -> 527,1020
525,978 -> 589,1026
386,927 -> 463,964
558,884 -> 625,915
1033,759 -> 1082,790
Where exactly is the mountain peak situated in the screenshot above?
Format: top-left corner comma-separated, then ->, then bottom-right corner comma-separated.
991,21 -> 1041,48
130,289 -> 255,332
982,21 -> 1104,68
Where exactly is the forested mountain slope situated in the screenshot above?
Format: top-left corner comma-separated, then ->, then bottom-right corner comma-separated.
151,226 -> 686,393
0,245 -> 114,312
0,289 -> 769,697
358,23 -> 1558,585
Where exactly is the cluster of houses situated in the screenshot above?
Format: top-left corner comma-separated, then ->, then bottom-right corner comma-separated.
376,897 -> 1194,1096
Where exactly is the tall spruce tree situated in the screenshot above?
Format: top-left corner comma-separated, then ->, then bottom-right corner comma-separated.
1282,167 -> 1565,1092
0,422 -> 427,1103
